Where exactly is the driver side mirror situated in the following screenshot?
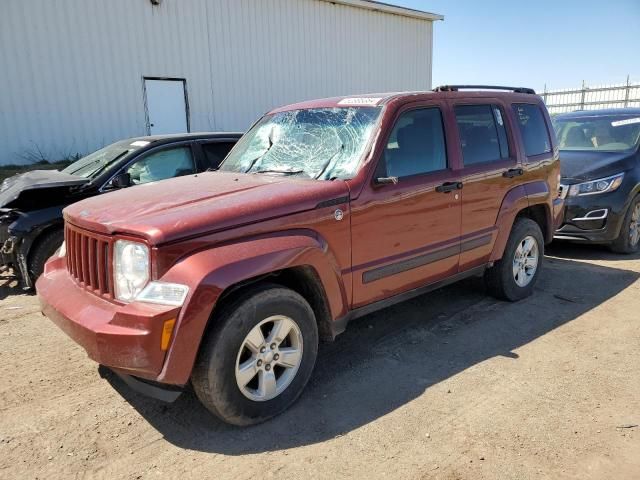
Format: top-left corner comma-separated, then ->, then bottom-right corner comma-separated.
110,172 -> 131,189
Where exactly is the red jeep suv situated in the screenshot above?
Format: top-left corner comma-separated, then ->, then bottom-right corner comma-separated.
38,86 -> 563,425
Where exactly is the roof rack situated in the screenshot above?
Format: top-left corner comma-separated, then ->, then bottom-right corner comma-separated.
433,85 -> 536,95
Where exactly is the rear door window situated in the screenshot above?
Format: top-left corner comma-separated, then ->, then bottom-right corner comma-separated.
455,105 -> 510,165
512,104 -> 552,156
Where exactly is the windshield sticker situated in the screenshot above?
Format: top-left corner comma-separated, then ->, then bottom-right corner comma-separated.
337,97 -> 383,106
611,117 -> 640,127
130,140 -> 150,147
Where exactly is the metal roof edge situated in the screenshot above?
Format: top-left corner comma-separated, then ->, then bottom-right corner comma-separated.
318,0 -> 444,21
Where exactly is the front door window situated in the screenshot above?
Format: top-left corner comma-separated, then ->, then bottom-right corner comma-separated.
126,146 -> 195,185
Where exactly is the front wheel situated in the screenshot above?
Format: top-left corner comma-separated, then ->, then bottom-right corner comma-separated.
192,284 -> 318,426
610,195 -> 640,254
485,217 -> 544,301
28,228 -> 64,285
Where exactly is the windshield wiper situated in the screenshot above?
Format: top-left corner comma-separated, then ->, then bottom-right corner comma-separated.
314,144 -> 345,180
85,151 -> 129,184
254,168 -> 304,176
244,130 -> 274,173
65,159 -> 102,176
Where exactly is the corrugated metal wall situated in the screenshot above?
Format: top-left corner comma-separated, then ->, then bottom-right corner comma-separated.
0,0 -> 434,165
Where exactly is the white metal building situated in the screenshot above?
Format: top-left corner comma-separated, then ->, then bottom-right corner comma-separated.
0,0 -> 442,165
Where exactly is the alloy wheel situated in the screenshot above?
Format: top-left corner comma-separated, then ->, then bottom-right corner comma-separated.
235,315 -> 304,402
512,235 -> 539,287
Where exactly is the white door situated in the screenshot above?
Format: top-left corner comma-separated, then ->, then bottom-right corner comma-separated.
144,79 -> 188,135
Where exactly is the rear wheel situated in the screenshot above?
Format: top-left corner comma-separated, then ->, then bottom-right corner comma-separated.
28,228 -> 64,284
192,284 -> 318,426
610,195 -> 640,254
485,217 -> 544,301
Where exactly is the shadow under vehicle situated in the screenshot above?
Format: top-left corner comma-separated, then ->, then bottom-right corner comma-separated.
100,253 -> 637,452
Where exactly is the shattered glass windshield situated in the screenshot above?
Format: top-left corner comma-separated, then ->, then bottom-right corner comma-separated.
220,107 -> 382,180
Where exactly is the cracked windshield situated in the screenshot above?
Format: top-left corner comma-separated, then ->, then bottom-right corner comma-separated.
220,106 -> 382,180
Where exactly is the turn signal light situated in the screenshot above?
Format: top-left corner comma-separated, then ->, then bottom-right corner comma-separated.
161,318 -> 176,351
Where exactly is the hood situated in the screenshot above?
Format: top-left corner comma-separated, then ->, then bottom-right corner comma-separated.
560,149 -> 638,183
64,171 -> 350,244
0,170 -> 88,209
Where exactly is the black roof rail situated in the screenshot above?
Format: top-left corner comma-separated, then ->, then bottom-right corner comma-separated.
433,85 -> 536,95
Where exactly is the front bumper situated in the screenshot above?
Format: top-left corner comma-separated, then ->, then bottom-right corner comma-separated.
36,256 -> 182,382
554,187 -> 629,243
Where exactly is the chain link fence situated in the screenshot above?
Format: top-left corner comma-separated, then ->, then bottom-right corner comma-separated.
541,77 -> 640,114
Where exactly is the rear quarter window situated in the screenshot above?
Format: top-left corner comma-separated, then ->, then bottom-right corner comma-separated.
512,104 -> 552,157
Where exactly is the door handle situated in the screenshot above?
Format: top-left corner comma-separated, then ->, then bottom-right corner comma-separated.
503,168 -> 524,178
436,181 -> 463,193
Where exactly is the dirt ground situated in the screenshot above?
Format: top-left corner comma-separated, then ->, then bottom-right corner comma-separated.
1,243 -> 639,480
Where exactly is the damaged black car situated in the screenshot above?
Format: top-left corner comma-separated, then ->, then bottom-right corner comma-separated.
0,132 -> 241,288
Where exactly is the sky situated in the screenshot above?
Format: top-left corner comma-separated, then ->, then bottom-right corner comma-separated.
390,0 -> 640,92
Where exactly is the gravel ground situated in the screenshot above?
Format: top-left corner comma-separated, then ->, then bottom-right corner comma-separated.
0,243 -> 639,480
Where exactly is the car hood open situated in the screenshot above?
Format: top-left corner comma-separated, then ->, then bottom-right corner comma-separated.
64,171 -> 350,244
0,170 -> 89,209
560,149 -> 637,183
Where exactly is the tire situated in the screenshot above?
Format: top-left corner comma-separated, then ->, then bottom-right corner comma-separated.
610,195 -> 640,254
192,283 -> 318,426
484,217 -> 544,302
27,228 -> 64,284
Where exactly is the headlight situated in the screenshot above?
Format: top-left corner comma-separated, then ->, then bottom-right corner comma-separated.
113,240 -> 150,302
58,241 -> 66,258
568,173 -> 624,197
136,281 -> 189,306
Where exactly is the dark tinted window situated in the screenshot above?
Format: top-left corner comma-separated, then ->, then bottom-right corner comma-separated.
455,105 -> 510,165
512,104 -> 552,156
202,141 -> 236,169
381,108 -> 447,178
